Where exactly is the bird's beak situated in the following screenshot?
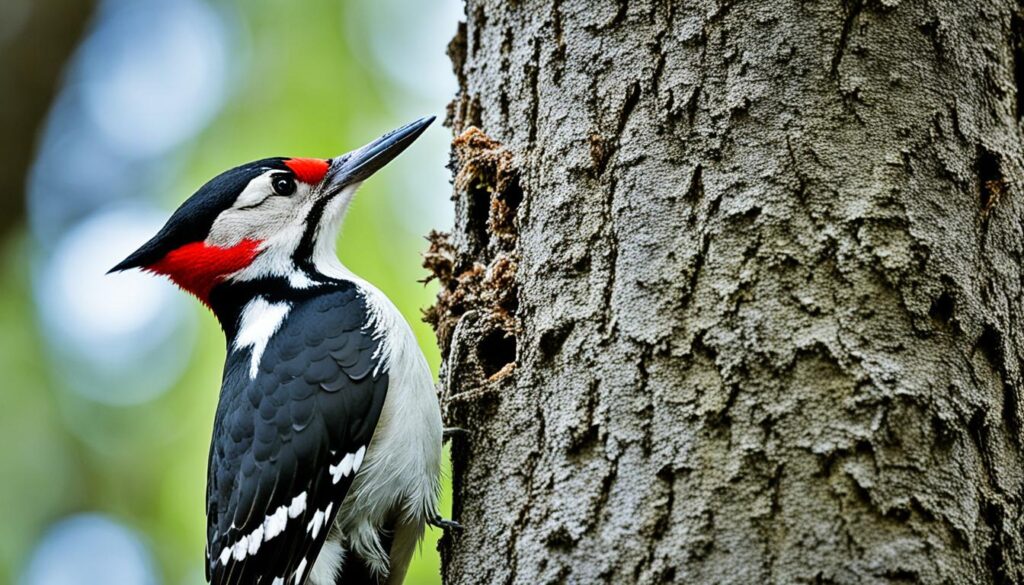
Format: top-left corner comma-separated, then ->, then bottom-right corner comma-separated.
325,115 -> 435,192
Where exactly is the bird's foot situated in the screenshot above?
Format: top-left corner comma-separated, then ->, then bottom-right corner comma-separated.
443,427 -> 468,440
429,515 -> 463,531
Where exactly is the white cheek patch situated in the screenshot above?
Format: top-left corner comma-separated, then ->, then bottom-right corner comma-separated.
218,196 -> 319,285
208,173 -> 315,252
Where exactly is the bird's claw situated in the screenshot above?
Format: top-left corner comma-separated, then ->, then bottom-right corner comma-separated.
429,515 -> 463,531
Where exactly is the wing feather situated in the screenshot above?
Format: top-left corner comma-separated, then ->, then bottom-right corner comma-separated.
205,287 -> 388,584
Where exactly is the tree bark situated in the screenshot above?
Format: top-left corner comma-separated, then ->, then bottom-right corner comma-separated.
427,1 -> 1024,583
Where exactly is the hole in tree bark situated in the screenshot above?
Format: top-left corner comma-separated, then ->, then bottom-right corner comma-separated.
538,321 -> 574,362
468,182 -> 492,249
976,147 -> 1005,214
929,290 -> 955,324
478,328 -> 516,378
977,324 -> 1004,369
502,174 -> 523,211
488,175 -> 521,238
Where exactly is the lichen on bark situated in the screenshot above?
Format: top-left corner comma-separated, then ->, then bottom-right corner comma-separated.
429,1 -> 1024,583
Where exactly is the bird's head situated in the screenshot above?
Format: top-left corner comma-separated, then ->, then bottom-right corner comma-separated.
110,116 -> 433,307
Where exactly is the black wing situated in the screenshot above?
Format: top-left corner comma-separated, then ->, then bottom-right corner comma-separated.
205,286 -> 388,585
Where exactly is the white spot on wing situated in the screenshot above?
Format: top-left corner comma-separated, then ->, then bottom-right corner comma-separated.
288,491 -> 307,518
352,446 -> 366,473
247,525 -> 263,555
293,557 -> 308,584
307,509 -> 325,538
329,452 -> 355,484
233,297 -> 291,379
232,535 -> 249,561
264,505 -> 288,540
219,488 -> 309,567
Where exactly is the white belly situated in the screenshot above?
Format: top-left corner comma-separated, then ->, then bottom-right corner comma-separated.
309,283 -> 442,584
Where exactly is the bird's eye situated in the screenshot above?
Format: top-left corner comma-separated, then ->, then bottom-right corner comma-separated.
272,175 -> 296,196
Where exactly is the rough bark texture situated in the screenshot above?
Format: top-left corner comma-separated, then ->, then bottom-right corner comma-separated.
428,1 -> 1024,583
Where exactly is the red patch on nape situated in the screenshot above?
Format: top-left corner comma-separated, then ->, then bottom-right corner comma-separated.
147,239 -> 262,305
284,158 -> 330,184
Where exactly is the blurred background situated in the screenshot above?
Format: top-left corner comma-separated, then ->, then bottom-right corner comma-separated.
0,0 -> 460,583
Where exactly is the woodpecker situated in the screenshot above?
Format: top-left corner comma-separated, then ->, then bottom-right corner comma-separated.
111,117 -> 446,585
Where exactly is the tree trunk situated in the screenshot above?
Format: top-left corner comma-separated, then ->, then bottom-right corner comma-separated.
0,0 -> 94,238
426,1 -> 1024,583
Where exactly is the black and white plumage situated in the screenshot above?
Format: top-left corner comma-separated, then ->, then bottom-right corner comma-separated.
111,117 -> 443,585
209,285 -> 384,584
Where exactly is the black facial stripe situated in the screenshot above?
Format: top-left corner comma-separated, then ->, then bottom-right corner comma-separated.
292,195 -> 333,272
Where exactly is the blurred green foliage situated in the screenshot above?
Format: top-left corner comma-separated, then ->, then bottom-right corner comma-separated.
0,0 -> 452,583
